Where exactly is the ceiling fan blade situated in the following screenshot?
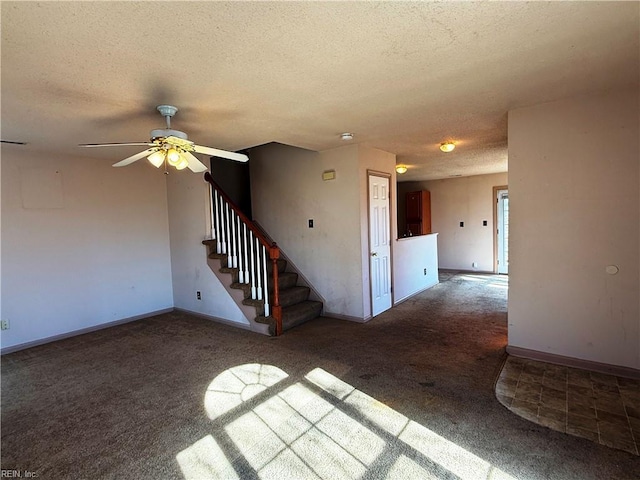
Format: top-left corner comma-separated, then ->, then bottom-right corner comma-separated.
183,151 -> 209,173
112,148 -> 156,167
193,145 -> 248,162
79,142 -> 153,147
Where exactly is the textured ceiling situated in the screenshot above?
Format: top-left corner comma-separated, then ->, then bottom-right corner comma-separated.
2,2 -> 638,180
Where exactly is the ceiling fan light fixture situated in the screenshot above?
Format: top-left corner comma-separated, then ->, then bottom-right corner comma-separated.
83,104 -> 245,172
167,148 -> 182,166
175,156 -> 189,170
395,165 -> 408,174
440,141 -> 455,153
147,150 -> 166,168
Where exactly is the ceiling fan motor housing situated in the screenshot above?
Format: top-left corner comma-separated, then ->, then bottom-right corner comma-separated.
150,129 -> 189,141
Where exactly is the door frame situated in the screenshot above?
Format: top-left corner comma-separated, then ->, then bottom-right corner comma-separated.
493,185 -> 508,273
367,170 -> 394,317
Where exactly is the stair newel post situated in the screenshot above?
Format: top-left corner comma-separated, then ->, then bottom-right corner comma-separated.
262,245 -> 269,315
269,243 -> 283,336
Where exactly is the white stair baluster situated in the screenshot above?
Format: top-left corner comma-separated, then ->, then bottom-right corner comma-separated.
230,209 -> 238,269
214,191 -> 222,254
208,184 -> 215,240
237,216 -> 244,283
242,224 -> 249,284
249,232 -> 258,300
219,196 -> 227,255
256,237 -> 263,301
225,203 -> 232,264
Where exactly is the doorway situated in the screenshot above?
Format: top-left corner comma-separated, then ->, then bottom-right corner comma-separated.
495,187 -> 509,274
368,172 -> 392,316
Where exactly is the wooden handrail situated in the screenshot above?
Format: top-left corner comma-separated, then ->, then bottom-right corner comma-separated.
204,172 -> 282,335
204,172 -> 272,249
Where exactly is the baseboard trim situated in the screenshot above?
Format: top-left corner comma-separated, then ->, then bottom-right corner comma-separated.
440,268 -> 498,275
0,308 -> 174,355
393,280 -> 439,305
506,345 -> 640,380
324,312 -> 371,323
173,308 -> 259,333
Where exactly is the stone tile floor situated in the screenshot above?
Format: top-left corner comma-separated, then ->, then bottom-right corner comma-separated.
495,356 -> 640,456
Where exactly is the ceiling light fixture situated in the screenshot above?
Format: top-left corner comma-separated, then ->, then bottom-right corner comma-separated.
440,141 -> 455,153
146,144 -> 191,171
340,133 -> 354,141
147,150 -> 166,168
395,165 -> 408,174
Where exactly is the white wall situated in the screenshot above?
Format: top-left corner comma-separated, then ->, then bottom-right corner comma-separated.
249,143 -> 367,319
249,143 -> 398,320
508,88 -> 639,370
398,173 -> 507,272
1,151 -> 174,350
393,234 -> 439,303
166,172 -> 251,326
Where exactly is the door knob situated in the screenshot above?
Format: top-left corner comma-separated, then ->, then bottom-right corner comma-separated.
371,252 -> 378,257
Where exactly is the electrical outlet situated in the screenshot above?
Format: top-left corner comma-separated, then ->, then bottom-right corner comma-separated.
196,291 -> 202,300
1,320 -> 9,330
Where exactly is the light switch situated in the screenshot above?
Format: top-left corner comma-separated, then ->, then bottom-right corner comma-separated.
309,219 -> 314,228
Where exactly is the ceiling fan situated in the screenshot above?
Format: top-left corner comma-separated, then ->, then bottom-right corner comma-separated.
79,105 -> 248,172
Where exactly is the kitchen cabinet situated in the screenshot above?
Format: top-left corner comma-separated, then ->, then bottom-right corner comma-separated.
405,190 -> 431,236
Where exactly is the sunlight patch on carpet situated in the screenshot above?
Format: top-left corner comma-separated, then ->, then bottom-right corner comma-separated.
204,363 -> 288,420
178,365 -> 520,480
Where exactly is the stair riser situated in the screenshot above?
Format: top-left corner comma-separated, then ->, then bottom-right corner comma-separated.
266,259 -> 287,274
281,301 -> 323,332
269,273 -> 298,291
219,267 -> 239,284
276,287 -> 310,308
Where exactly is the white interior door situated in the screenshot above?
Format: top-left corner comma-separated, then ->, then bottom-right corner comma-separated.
497,189 -> 509,274
369,174 -> 392,316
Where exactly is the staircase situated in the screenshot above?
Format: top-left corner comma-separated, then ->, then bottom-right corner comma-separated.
203,173 -> 322,335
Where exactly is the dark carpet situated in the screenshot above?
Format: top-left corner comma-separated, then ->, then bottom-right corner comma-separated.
2,272 -> 639,479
